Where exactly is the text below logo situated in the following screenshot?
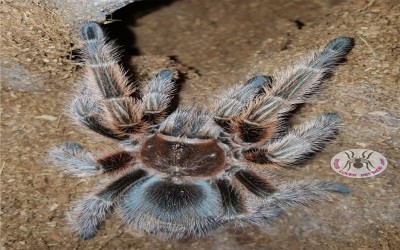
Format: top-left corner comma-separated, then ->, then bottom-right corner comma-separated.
331,149 -> 387,178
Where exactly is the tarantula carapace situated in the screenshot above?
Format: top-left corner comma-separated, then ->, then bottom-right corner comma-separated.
49,21 -> 354,240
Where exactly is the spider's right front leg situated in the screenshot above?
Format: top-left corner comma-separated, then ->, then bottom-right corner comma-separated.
216,37 -> 354,143
48,141 -> 135,177
70,169 -> 147,239
213,75 -> 272,132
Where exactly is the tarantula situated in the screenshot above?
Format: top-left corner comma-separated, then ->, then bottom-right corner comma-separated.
49,21 -> 354,240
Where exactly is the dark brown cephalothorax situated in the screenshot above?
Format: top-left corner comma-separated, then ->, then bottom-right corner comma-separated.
140,133 -> 226,177
48,21 -> 354,240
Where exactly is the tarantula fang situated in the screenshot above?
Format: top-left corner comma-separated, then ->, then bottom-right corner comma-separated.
49,21 -> 354,240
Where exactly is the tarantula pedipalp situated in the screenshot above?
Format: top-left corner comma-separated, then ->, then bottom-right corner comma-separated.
49,21 -> 355,240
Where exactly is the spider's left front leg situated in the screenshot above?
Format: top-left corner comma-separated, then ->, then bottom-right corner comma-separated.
72,22 -> 139,140
69,169 -> 147,239
48,141 -> 135,177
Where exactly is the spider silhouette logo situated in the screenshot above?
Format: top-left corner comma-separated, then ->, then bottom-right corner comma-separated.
331,149 -> 387,178
343,150 -> 374,171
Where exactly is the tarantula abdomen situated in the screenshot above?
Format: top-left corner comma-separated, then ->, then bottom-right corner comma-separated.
118,176 -> 223,237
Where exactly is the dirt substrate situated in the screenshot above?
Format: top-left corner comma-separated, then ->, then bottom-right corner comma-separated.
1,0 -> 399,249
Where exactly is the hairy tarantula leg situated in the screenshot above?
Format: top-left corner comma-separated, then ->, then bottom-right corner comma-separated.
48,142 -> 97,177
213,75 -> 272,131
234,170 -> 277,197
243,113 -> 339,165
271,181 -> 350,206
82,21 -> 135,98
70,169 -> 147,239
215,170 -> 278,220
101,70 -> 176,137
239,205 -> 285,225
48,142 -> 135,177
69,196 -> 113,240
75,22 -> 179,139
97,150 -> 135,174
102,97 -> 147,137
216,179 -> 247,217
232,37 -> 354,143
71,22 -> 141,140
140,69 -> 176,123
71,88 -> 128,140
244,181 -> 349,224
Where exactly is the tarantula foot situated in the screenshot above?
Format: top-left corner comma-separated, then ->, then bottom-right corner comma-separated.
48,141 -> 98,177
324,37 -> 355,53
69,196 -> 113,240
322,182 -> 351,195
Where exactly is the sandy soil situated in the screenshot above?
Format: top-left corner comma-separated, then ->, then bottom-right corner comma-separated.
1,0 -> 399,249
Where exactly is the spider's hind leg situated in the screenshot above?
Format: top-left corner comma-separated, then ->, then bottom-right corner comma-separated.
242,180 -> 349,225
48,141 -> 135,177
69,169 -> 147,239
69,195 -> 113,240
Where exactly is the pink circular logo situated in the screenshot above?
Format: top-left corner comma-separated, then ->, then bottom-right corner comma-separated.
331,149 -> 387,178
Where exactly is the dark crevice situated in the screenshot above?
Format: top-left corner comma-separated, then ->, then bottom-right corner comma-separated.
292,19 -> 305,30
104,0 -> 178,57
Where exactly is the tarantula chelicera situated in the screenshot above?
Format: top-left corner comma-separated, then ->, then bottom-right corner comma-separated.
49,21 -> 354,240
